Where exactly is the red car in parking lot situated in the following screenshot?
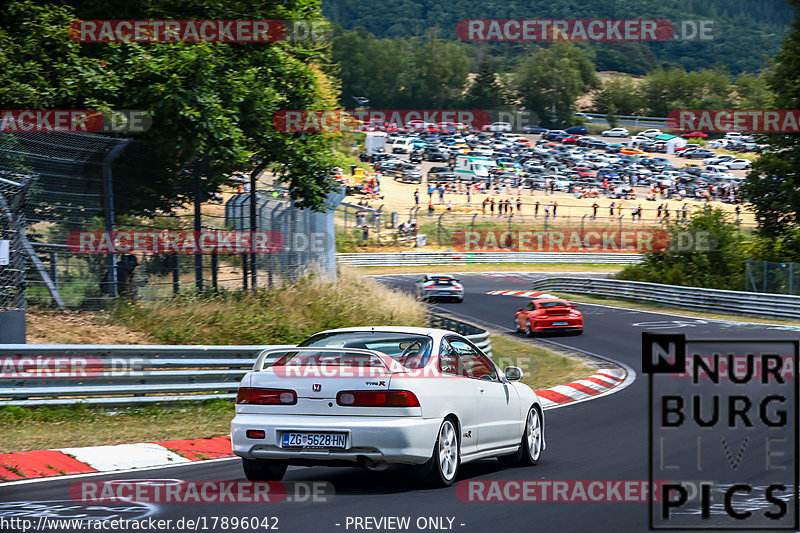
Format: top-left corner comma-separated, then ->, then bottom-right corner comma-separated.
514,298 -> 583,336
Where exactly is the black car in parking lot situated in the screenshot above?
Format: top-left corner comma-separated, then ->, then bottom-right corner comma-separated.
427,166 -> 458,182
424,147 -> 449,162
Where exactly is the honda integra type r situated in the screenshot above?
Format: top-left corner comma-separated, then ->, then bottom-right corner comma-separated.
231,327 -> 545,487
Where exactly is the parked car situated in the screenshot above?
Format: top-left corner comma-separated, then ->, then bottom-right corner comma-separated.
682,131 -> 709,139
232,327 -> 545,486
723,159 -> 751,170
427,166 -> 458,182
682,148 -> 716,159
601,128 -> 630,138
523,125 -> 548,134
565,125 -> 589,135
487,122 -> 513,132
639,129 -> 663,138
423,147 -> 448,162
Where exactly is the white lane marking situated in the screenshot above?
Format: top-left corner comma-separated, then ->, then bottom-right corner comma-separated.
56,443 -> 190,472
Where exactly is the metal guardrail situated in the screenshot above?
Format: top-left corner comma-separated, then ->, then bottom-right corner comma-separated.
530,277 -> 800,321
337,252 -> 643,267
0,318 -> 493,406
429,314 -> 492,357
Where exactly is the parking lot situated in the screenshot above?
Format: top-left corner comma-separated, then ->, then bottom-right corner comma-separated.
348,125 -> 753,224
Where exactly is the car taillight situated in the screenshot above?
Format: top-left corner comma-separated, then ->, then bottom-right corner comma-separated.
453,284 -> 462,289
336,390 -> 420,407
236,387 -> 297,405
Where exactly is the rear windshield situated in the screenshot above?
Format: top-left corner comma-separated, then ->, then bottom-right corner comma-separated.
292,331 -> 434,369
430,277 -> 455,285
538,301 -> 569,308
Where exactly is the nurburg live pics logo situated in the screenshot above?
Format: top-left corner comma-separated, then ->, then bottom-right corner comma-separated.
643,333 -> 799,529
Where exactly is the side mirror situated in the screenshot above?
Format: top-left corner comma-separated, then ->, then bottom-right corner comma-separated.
517,307 -> 524,312
504,366 -> 523,381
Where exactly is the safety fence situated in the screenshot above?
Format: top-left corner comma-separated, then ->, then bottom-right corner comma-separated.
337,251 -> 643,267
0,314 -> 492,406
529,277 -> 800,321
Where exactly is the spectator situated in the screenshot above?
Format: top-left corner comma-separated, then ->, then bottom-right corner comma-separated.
490,198 -> 495,214
552,200 -> 558,218
516,197 -> 522,212
428,201 -> 435,214
438,185 -> 445,204
534,201 -> 540,218
414,188 -> 419,205
592,201 -> 599,220
609,201 -> 615,216
735,204 -> 741,221
682,203 -> 689,220
657,204 -> 663,218
447,200 -> 452,211
544,201 -> 551,217
482,197 -> 488,214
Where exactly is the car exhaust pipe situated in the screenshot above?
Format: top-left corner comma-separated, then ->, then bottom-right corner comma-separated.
360,457 -> 388,471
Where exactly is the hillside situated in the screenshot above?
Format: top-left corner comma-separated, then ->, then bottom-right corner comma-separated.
323,0 -> 796,74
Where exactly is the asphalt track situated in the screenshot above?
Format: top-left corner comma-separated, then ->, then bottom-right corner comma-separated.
2,272 -> 798,533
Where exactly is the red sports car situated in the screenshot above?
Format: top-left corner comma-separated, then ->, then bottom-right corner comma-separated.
515,298 -> 583,336
681,131 -> 709,139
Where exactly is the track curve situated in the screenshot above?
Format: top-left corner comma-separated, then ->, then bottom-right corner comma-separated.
1,272 -> 796,533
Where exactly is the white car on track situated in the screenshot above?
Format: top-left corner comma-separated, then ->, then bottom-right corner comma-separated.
231,327 -> 545,487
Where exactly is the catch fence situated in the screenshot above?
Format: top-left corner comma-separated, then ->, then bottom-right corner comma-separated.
0,131 -> 343,311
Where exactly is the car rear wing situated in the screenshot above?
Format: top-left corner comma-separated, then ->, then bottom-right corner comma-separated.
252,347 -> 405,373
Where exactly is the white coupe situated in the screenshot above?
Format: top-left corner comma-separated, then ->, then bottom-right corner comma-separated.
231,327 -> 545,487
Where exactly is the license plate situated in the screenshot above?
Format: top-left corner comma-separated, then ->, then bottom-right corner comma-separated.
552,321 -> 569,326
282,432 -> 347,449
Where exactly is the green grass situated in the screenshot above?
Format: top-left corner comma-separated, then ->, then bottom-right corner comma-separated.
490,333 -> 594,390
110,267 -> 427,345
0,399 -> 235,453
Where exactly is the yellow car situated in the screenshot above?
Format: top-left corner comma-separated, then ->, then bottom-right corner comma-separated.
619,147 -> 647,155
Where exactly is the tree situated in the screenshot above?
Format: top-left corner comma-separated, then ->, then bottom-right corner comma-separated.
0,0 -> 340,213
740,1 -> 800,241
592,76 -> 643,116
617,207 -> 746,289
463,55 -> 508,110
511,43 -> 597,128
606,102 -> 619,129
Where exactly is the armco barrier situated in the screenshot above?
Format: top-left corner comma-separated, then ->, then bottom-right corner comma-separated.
0,316 -> 492,406
530,277 -> 800,321
337,252 -> 643,267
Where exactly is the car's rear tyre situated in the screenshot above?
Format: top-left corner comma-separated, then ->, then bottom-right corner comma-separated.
525,322 -> 534,337
422,418 -> 459,488
241,458 -> 287,481
498,406 -> 543,467
514,319 -> 521,334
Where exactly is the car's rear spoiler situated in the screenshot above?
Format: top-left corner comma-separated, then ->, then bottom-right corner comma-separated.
252,347 -> 405,373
